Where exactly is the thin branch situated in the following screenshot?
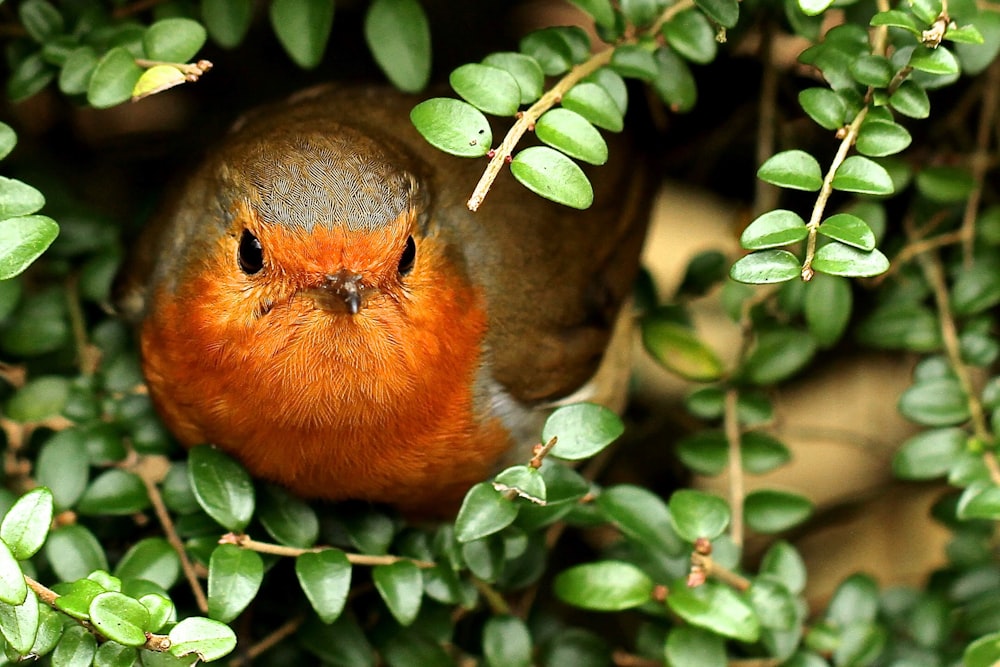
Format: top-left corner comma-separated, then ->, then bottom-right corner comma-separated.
228,614 -> 305,666
754,21 -> 780,217
724,389 -> 745,549
220,533 -> 436,568
471,578 -> 512,615
874,229 -> 964,284
66,273 -> 101,377
690,551 -> 752,592
960,58 -> 1000,266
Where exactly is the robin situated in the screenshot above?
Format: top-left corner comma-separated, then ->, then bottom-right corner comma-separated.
115,85 -> 652,514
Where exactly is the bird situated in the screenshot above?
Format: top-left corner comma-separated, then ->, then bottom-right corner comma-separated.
114,84 -> 653,515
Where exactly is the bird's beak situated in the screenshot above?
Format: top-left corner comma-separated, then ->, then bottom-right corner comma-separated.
300,270 -> 370,314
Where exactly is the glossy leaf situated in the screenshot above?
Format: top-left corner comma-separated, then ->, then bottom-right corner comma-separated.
187,445 -> 255,532
562,82 -> 624,131
450,64 -> 521,117
258,484 -> 319,548
909,45 -> 960,75
642,316 -> 724,381
652,47 -> 697,112
554,561 -> 654,611
812,242 -> 889,277
482,52 -> 544,104
87,47 -> 143,109
93,642 -> 136,667
373,560 -> 422,626
208,544 -> 264,623
817,213 -> 875,250
0,590 -> 38,654
534,109 -> 607,165
114,538 -> 180,590
510,146 -> 593,209
743,329 -> 817,385
584,67 -> 628,114
744,490 -> 813,533
0,177 -> 45,218
0,486 -> 53,560
44,525 -> 108,582
0,215 -> 59,280
543,403 -> 624,460
57,46 -> 97,95
869,9 -> 920,34
610,45 -> 657,80
89,592 -> 149,647
52,625 -> 97,666
295,549 -> 351,624
730,250 -> 801,284
827,573 -> 879,625
667,582 -> 761,641
131,65 -> 186,101
620,0 -> 658,26
669,489 -> 730,541
269,0 -> 335,69
849,55 -> 894,87
76,469 -> 149,516
966,632 -> 1000,667
831,155 -> 894,195
798,88 -> 846,130
760,541 -> 808,595
364,0 -> 430,93
410,98 -> 492,158
856,120 -> 912,157
0,541 -> 26,606
952,261 -> 1000,315
201,0 -> 253,48
597,484 -> 685,557
568,0 -> 616,28
662,10 -> 717,64
695,0 -> 739,28
804,273 -> 852,347
455,482 -> 519,542
898,377 -> 970,426
893,427 -> 965,479
890,80 -> 931,118
169,617 -> 237,662
0,123 -> 15,160
741,210 -> 808,250
483,615 -> 532,667
666,626 -> 726,667
758,150 -> 823,191
143,18 -> 207,62
19,0 -> 63,43
519,29 -> 573,76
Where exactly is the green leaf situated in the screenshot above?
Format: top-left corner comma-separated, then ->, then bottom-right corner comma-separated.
0,123 -> 16,160
0,590 -> 38,654
52,625 -> 97,666
666,626 -> 726,667
258,484 -> 319,548
0,541 -> 26,606
955,10 -> 1000,74
7,52 -> 54,103
372,561 -> 422,626
269,0 -> 335,69
510,146 -> 593,209
187,445 -> 255,532
0,487 -> 53,560
89,592 -> 149,647
641,317 -> 724,381
669,489 -> 730,541
143,18 -> 206,62
812,242 -> 889,277
849,55 -> 894,87
856,302 -> 940,351
916,165 -> 975,203
201,0 -> 253,48
169,617 -> 237,662
554,561 -> 654,611
76,469 -> 149,515
889,80 -> 931,118
899,377 -> 970,426
493,466 -> 546,504
662,10 -> 717,64
742,432 -> 792,473
730,249 -> 801,284
758,150 -> 823,191
5,375 -> 69,422
652,47 -> 697,112
568,0 -> 616,28
804,273 -> 852,347
584,67 -> 628,114
741,210 -> 808,250
597,484 -> 685,557
94,641 -> 136,667
831,155 -> 894,195
543,403 -> 624,460
893,427 -> 965,479
410,98 -> 492,158
19,0 -> 64,43
449,63 -> 522,116
695,0 -> 740,27
562,82 -> 624,131
667,581 -> 761,641
958,482 -> 1000,520
909,45 -> 960,74
44,525 -> 108,582
610,44 -> 657,80
966,631 -> 1000,667
798,88 -> 846,130
952,260 -> 1000,315
519,28 -> 573,76
114,538 -> 180,590
0,177 -> 45,218
856,120 -> 912,157
534,109 -> 607,166
748,578 -> 798,630
130,65 -> 186,101
295,549 -> 351,624
816,213 -> 875,250
0,215 -> 59,280
743,329 -> 817,385
87,47 -> 143,109
208,544 -> 263,623
364,0 -> 431,93
869,9 -> 920,32
744,490 -> 813,533
455,482 -> 518,542
946,23 -> 985,44
484,615 -> 532,667
826,573 -> 879,625
482,52 -> 544,105
620,0 -> 658,26
760,541 -> 807,595
59,46 -> 99,96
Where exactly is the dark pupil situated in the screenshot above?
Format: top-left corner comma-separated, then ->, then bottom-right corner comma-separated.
238,230 -> 264,274
398,235 -> 416,275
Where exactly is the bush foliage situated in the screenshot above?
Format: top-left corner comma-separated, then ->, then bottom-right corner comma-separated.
1,0 -> 1000,665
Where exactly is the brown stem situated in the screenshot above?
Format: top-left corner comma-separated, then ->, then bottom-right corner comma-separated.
66,273 -> 101,377
528,436 -> 558,469
228,614 -> 305,666
221,533 -> 436,568
874,229 -> 964,284
471,578 -> 512,615
724,389 -> 745,549
691,552 -> 752,591
754,21 -> 780,217
960,59 -> 1000,267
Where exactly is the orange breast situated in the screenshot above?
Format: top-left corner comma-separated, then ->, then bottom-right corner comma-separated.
140,231 -> 511,514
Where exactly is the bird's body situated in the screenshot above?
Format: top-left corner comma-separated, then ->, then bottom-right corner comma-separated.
116,85 -> 651,514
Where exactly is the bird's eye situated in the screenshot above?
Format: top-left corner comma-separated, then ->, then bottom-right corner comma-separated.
398,235 -> 416,276
238,230 -> 264,274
